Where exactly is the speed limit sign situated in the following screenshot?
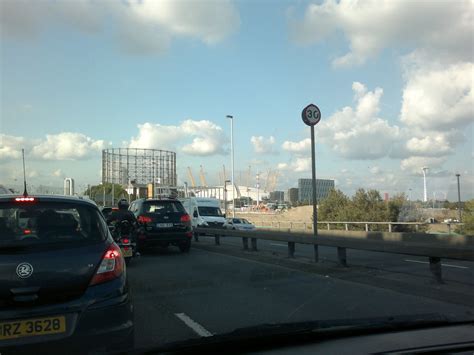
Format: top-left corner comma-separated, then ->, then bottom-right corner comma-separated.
302,104 -> 321,126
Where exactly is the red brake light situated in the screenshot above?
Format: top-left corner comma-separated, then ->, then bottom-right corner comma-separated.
180,214 -> 191,223
89,243 -> 124,286
122,238 -> 130,244
24,229 -> 32,234
14,197 -> 36,202
138,215 -> 152,224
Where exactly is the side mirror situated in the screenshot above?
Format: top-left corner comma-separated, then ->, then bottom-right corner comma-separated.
193,211 -> 198,218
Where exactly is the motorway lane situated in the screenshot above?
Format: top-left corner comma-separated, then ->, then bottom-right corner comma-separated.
127,245 -> 473,351
204,235 -> 474,285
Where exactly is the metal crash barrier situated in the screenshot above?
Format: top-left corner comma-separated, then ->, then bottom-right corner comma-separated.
195,227 -> 474,284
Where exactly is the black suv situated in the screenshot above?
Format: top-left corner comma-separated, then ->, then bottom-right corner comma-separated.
129,198 -> 192,253
0,195 -> 134,353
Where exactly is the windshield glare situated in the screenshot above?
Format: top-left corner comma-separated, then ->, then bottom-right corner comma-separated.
0,201 -> 107,246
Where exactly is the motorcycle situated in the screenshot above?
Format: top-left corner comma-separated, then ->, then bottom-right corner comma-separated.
110,220 -> 138,265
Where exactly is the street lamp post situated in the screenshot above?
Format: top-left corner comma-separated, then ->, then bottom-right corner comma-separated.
224,180 -> 231,217
226,115 -> 235,217
456,173 -> 462,222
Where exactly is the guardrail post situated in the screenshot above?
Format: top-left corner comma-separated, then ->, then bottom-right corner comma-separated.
288,242 -> 295,258
365,223 -> 369,232
215,234 -> 220,245
337,247 -> 347,267
429,257 -> 443,283
242,237 -> 249,250
313,245 -> 319,263
415,224 -> 419,232
251,238 -> 258,251
447,223 -> 451,235
327,223 -> 330,230
278,222 -> 281,231
388,223 -> 392,233
345,223 -> 348,231
290,222 -> 293,230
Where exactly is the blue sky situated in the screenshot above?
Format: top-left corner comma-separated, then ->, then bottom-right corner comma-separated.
1,0 -> 473,200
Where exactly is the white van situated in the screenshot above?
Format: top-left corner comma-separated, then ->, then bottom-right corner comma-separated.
179,197 -> 226,230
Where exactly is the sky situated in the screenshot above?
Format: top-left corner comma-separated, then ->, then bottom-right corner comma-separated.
0,0 -> 473,201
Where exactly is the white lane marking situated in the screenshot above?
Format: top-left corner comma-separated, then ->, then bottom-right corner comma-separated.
405,259 -> 469,269
270,243 -> 287,247
175,313 -> 213,337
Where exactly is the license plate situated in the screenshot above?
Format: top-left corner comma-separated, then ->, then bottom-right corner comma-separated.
157,223 -> 173,228
122,248 -> 133,257
0,316 -> 66,340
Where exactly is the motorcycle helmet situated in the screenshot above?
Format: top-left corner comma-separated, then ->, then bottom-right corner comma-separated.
117,198 -> 129,210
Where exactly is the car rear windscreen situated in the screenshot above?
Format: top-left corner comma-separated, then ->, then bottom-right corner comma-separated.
143,201 -> 186,214
0,200 -> 107,247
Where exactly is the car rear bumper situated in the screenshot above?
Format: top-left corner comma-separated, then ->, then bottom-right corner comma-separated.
138,231 -> 192,247
0,286 -> 134,354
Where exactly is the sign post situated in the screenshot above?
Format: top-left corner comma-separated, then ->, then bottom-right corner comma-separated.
302,103 -> 321,262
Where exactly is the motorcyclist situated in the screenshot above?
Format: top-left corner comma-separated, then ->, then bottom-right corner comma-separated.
107,199 -> 137,238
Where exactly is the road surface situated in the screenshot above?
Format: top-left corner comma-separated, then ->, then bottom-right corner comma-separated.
128,241 -> 474,351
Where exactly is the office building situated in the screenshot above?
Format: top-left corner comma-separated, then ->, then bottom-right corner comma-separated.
298,178 -> 335,203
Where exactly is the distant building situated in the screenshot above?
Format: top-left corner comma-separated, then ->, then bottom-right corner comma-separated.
269,190 -> 284,202
286,188 -> 299,205
298,178 -> 335,203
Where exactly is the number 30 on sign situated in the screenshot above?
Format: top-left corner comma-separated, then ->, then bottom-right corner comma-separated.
302,104 -> 321,126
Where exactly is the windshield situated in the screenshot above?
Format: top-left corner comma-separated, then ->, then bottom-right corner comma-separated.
1,0 -> 473,353
199,207 -> 223,217
0,201 -> 107,247
143,201 -> 185,214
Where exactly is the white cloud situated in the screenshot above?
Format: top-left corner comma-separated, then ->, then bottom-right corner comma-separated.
52,169 -> 64,178
405,133 -> 457,157
0,0 -> 240,54
0,134 -> 30,160
277,157 -> 311,173
129,120 -> 227,156
31,132 -> 105,160
400,62 -> 473,130
250,136 -> 276,154
400,156 -> 448,174
369,166 -> 381,175
289,0 -> 472,67
318,82 -> 401,159
282,138 -> 311,153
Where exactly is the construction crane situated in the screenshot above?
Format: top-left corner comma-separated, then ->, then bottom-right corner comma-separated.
199,165 -> 207,187
187,167 -> 196,188
264,169 -> 272,192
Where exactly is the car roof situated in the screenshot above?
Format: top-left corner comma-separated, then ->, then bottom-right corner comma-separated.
0,194 -> 98,208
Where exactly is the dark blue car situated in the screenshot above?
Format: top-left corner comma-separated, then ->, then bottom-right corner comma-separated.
0,195 -> 134,354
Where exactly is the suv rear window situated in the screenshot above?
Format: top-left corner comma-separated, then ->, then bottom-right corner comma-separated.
0,200 -> 107,247
142,201 -> 186,214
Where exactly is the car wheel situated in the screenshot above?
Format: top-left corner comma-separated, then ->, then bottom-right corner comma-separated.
179,241 -> 191,253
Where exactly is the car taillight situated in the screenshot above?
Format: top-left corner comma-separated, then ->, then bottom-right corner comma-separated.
24,229 -> 32,234
89,243 -> 124,286
122,238 -> 130,244
138,215 -> 152,224
14,197 -> 36,203
180,214 -> 191,223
